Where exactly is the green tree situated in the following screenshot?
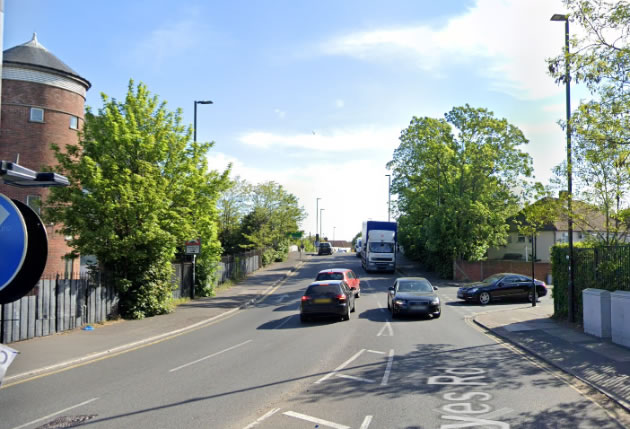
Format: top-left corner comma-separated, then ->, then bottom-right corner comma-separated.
388,105 -> 533,275
45,81 -> 230,318
239,181 -> 305,264
218,176 -> 252,254
547,1 -> 630,243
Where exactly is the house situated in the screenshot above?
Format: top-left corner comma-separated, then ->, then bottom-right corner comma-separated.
487,198 -> 623,263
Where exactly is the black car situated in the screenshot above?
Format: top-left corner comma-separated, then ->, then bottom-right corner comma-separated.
457,273 -> 547,305
300,280 -> 356,322
387,277 -> 441,319
318,242 -> 333,255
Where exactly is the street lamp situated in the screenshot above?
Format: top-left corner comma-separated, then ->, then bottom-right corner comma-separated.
316,197 -> 321,243
193,100 -> 213,142
320,208 -> 325,240
333,226 -> 336,242
385,174 -> 391,222
551,13 -> 575,322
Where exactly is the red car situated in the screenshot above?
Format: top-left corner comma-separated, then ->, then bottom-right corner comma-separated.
315,268 -> 361,297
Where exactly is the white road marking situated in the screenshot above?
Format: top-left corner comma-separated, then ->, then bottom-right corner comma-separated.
360,415 -> 373,429
274,294 -> 289,303
11,397 -> 99,429
273,314 -> 295,330
283,411 -> 350,429
480,407 -> 514,420
381,349 -> 394,386
169,340 -> 252,372
316,349 -> 366,384
367,349 -> 385,355
335,374 -> 376,383
377,321 -> 393,337
242,408 -> 280,429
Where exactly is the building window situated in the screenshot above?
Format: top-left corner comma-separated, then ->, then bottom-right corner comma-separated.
30,107 -> 44,122
69,115 -> 79,130
26,195 -> 41,216
518,235 -> 525,243
64,257 -> 74,280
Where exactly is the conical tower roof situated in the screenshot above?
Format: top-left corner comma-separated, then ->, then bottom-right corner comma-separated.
3,33 -> 90,89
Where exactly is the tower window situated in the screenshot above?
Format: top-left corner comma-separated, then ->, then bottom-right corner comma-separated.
26,195 -> 41,216
30,107 -> 44,123
69,115 -> 78,130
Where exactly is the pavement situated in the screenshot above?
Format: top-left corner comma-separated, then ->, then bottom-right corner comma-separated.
3,250 -> 630,415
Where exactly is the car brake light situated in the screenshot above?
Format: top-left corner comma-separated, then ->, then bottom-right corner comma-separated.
301,296 -> 311,302
336,294 -> 346,301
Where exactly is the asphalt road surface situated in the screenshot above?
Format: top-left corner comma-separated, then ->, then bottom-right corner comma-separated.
0,253 -> 627,429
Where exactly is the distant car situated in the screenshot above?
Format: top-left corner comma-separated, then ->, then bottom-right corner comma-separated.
457,273 -> 547,305
300,280 -> 356,322
315,268 -> 361,297
318,242 -> 333,255
355,238 -> 362,257
387,277 -> 441,319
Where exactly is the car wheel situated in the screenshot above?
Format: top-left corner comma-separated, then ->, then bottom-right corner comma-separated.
355,289 -> 360,298
351,301 -> 356,313
300,314 -> 308,323
342,307 -> 350,321
479,292 -> 491,305
387,300 -> 391,310
391,307 -> 398,319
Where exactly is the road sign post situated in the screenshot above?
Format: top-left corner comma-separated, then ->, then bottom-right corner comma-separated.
185,239 -> 201,299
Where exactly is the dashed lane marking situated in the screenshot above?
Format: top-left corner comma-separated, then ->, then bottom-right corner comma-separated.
381,349 -> 394,386
11,398 -> 99,429
242,408 -> 280,429
169,340 -> 252,372
359,415 -> 373,429
283,411 -> 350,429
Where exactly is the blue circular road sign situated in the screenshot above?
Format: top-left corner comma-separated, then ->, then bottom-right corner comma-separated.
0,194 -> 28,291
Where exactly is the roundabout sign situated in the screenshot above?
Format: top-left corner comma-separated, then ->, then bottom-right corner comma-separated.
0,194 -> 28,292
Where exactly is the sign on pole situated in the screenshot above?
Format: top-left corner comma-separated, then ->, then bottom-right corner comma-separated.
0,194 -> 28,292
185,238 -> 201,255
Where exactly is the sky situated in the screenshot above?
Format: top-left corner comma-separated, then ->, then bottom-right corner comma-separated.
3,0 -> 587,242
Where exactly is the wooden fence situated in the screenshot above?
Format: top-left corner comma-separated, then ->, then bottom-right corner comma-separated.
1,250 -> 265,344
0,274 -> 118,344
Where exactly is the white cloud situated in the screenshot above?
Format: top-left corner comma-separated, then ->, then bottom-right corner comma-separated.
319,0 -> 568,100
239,126 -> 400,152
207,151 -> 392,241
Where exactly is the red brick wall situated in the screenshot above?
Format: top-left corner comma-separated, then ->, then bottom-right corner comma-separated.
454,260 -> 552,283
0,79 -> 86,277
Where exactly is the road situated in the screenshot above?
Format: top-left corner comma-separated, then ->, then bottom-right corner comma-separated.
0,253 -> 627,428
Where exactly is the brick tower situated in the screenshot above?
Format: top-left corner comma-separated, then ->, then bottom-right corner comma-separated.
0,34 -> 91,278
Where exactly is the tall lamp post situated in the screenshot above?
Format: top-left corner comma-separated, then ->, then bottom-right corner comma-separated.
194,100 -> 213,142
191,100 -> 212,299
386,174 -> 391,222
320,208 -> 325,240
551,13 -> 575,322
316,197 -> 321,243
333,226 -> 336,242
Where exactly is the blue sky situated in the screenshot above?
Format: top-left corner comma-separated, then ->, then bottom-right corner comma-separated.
4,0 -> 582,241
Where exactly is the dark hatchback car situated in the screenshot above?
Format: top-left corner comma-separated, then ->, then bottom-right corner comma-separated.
457,273 -> 547,305
387,277 -> 441,319
300,280 -> 356,322
318,242 -> 333,255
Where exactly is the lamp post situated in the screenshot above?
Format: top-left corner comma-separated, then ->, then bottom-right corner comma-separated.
320,208 -> 325,240
316,197 -> 321,244
386,174 -> 391,222
333,226 -> 336,242
191,100 -> 212,299
551,13 -> 575,322
193,100 -> 213,142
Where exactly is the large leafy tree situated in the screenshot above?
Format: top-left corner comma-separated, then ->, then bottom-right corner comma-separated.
45,81 -> 230,318
217,176 -> 252,254
239,181 -> 305,263
547,0 -> 630,243
388,105 -> 533,275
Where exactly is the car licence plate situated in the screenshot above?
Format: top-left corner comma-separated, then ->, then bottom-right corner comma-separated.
314,298 -> 332,304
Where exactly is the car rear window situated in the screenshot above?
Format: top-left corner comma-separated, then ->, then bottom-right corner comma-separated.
316,272 -> 344,281
306,284 -> 341,297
